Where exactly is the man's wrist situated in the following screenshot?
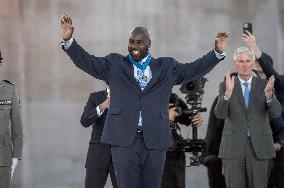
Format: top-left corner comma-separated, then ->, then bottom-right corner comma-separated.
224,91 -> 232,100
266,98 -> 272,104
96,105 -> 104,116
214,49 -> 226,59
250,46 -> 262,59
61,37 -> 74,49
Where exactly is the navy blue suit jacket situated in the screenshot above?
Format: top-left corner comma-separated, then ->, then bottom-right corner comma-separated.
65,39 -> 224,149
80,90 -> 111,169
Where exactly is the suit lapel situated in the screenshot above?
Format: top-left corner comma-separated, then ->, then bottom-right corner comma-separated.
123,57 -> 160,94
123,57 -> 143,93
234,77 -> 247,112
143,58 -> 161,93
247,77 -> 258,113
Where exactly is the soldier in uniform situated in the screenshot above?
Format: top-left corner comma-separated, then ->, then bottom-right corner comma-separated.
0,51 -> 23,188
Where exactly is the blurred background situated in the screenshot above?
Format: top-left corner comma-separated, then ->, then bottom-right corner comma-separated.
0,0 -> 283,187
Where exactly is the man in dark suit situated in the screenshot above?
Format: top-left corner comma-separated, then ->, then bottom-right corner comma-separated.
80,88 -> 118,188
203,96 -> 226,188
243,32 -> 284,188
214,46 -> 281,188
60,15 -> 229,188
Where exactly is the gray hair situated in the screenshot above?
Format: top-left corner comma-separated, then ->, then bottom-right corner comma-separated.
233,46 -> 255,62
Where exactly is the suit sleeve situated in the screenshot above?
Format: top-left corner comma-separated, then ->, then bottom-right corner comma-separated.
173,50 -> 224,85
11,86 -> 23,159
203,96 -> 224,160
63,39 -> 110,83
214,82 -> 229,119
257,53 -> 284,118
257,53 -> 277,78
80,93 -> 100,128
270,117 -> 284,144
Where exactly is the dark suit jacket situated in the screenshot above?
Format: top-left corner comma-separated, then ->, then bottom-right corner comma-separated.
203,96 -> 224,164
257,53 -> 284,113
80,90 -> 111,169
65,39 -> 224,149
257,53 -> 284,157
214,76 -> 281,160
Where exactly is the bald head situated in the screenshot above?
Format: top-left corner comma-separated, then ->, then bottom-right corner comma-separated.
130,27 -> 151,42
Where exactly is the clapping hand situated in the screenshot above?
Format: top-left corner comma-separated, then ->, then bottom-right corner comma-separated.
225,72 -> 235,98
264,75 -> 275,101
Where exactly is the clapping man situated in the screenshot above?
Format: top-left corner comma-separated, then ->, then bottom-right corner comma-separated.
214,47 -> 281,188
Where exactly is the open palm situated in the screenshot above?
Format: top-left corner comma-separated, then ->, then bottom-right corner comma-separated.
60,15 -> 74,41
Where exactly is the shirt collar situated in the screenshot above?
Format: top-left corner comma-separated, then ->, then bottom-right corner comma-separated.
238,75 -> 253,85
106,87 -> 110,98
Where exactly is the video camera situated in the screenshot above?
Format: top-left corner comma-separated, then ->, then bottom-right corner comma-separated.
178,77 -> 207,166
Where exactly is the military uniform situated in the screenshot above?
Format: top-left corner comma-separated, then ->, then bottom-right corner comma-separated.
0,80 -> 22,188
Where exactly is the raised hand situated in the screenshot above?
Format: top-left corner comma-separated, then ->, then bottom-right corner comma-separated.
242,31 -> 256,49
225,72 -> 235,98
242,31 -> 261,58
215,32 -> 229,53
60,15 -> 74,41
264,75 -> 275,100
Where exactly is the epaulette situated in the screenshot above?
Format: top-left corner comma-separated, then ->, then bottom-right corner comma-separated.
3,80 -> 15,85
